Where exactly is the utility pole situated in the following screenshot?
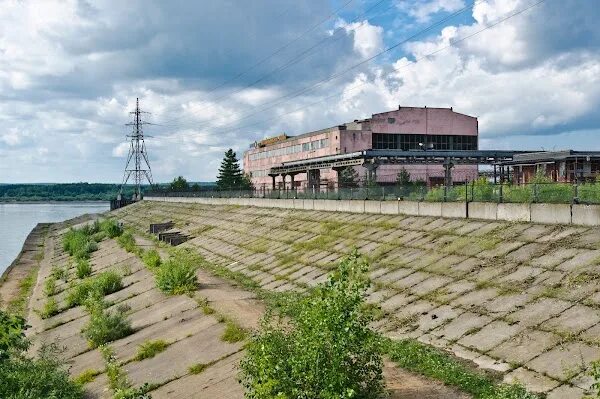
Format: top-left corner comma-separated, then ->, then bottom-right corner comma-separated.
118,98 -> 154,201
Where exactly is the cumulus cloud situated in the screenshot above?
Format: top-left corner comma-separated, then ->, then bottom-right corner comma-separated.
396,0 -> 466,23
337,19 -> 385,58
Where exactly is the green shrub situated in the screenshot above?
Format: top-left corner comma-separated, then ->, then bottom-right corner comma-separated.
83,305 -> 133,348
0,311 -> 28,360
143,249 -> 162,269
155,249 -> 199,295
66,271 -> 123,308
0,310 -> 83,398
40,298 -> 59,319
99,219 -> 123,238
240,251 -> 384,399
63,228 -> 98,260
76,259 -> 92,279
134,340 -> 169,361
221,321 -> 247,343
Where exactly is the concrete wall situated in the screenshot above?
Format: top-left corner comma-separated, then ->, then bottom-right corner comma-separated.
144,196 -> 600,226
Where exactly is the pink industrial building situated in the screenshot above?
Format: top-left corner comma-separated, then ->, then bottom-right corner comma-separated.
243,106 -> 479,189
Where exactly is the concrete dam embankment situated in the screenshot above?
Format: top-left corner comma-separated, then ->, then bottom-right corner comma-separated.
19,199 -> 600,398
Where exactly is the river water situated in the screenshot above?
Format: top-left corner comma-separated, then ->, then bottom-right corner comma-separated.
0,202 -> 109,275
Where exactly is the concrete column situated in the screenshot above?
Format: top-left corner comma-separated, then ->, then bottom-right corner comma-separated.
444,160 -> 454,188
364,162 -> 379,184
281,173 -> 288,191
271,175 -> 276,190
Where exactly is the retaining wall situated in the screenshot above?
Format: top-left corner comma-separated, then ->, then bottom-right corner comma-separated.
144,196 -> 600,226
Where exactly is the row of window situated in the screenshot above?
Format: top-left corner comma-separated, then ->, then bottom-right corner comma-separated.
372,134 -> 478,151
249,138 -> 329,161
250,169 -> 269,177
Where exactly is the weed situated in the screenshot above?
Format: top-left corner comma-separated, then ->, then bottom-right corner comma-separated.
39,297 -> 59,319
63,228 -> 98,260
221,321 -> 247,343
66,271 -> 123,308
74,369 -> 100,385
155,249 -> 199,295
7,267 -> 38,316
188,363 -> 208,374
76,259 -> 92,279
142,249 -> 161,269
386,338 -> 539,399
134,340 -> 169,361
83,306 -> 133,348
44,276 -> 57,296
51,265 -> 69,282
117,231 -> 140,255
99,219 -> 123,238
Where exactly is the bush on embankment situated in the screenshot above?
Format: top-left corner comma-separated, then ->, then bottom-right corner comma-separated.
155,248 -> 199,295
240,251 -> 385,399
0,310 -> 84,399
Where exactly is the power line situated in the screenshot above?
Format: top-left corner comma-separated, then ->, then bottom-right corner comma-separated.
155,0 -> 484,136
155,0 -> 395,130
159,0 -> 547,144
156,0 -> 357,126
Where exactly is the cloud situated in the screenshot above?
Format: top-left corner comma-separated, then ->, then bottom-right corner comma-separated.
396,0 -> 466,23
337,19 -> 385,58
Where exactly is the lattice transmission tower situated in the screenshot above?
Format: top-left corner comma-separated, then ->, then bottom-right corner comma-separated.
118,98 -> 154,201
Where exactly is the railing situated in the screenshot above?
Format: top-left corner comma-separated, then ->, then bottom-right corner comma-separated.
145,181 -> 600,205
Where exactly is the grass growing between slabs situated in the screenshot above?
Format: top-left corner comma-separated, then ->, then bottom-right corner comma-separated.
134,340 -> 170,361
385,339 -> 539,399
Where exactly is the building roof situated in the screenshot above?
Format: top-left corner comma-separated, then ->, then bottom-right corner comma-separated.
503,150 -> 600,165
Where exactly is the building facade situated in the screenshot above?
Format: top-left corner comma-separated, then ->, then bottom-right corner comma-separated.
243,106 -> 479,189
502,151 -> 600,183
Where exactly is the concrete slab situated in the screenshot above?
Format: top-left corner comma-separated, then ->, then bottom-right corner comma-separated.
418,202 -> 442,217
497,203 -> 531,222
540,304 -> 600,335
468,202 -> 497,221
441,202 -> 467,219
397,201 -> 420,216
380,201 -> 399,215
506,298 -> 573,327
459,320 -> 524,353
527,342 -> 600,381
490,329 -> 560,365
531,203 -> 572,225
431,312 -> 491,341
504,367 -> 561,393
125,323 -> 243,387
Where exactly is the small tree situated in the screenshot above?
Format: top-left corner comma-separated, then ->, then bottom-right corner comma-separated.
240,251 -> 384,399
339,166 -> 359,188
217,149 -> 244,190
170,176 -> 189,191
191,183 -> 201,192
396,168 -> 411,187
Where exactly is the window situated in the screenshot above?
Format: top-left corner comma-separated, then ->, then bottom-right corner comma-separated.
302,142 -> 310,151
372,134 -> 477,151
387,117 -> 395,124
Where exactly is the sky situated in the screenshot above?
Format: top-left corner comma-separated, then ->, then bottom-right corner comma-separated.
0,0 -> 599,183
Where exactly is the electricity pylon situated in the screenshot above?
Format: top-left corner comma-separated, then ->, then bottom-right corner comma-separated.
118,98 -> 154,201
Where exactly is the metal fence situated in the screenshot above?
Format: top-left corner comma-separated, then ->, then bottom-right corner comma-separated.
146,181 -> 600,205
